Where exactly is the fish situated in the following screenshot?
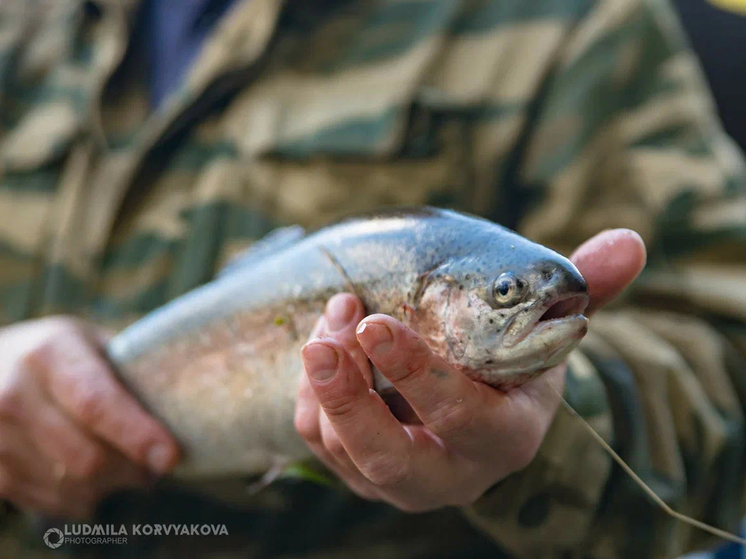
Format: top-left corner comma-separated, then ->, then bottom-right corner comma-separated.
106,207 -> 589,479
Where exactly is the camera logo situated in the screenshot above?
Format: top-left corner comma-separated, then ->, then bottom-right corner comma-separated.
43,527 -> 64,549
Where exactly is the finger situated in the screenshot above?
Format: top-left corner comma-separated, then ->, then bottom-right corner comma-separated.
1,473 -> 91,519
295,316 -> 326,443
570,229 -> 647,315
0,422 -> 53,487
27,401 -> 113,481
0,410 -> 143,519
318,406 -> 363,474
0,445 -> 96,520
304,439 -> 382,501
323,294 -> 372,387
301,339 -> 413,488
295,346 -> 383,504
13,388 -> 148,495
47,447 -> 149,520
355,316 -> 492,455
35,333 -> 180,474
23,411 -> 148,501
296,334 -> 381,501
295,366 -> 323,445
315,412 -> 382,501
0,377 -> 116,488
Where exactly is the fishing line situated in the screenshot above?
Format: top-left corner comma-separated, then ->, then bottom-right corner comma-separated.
548,383 -> 746,546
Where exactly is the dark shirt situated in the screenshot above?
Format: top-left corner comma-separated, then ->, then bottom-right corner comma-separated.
141,0 -> 238,109
674,0 -> 746,153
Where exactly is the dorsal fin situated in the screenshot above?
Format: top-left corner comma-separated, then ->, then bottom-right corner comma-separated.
218,225 -> 305,279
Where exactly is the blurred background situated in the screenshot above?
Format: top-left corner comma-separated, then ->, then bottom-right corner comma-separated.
654,3 -> 745,559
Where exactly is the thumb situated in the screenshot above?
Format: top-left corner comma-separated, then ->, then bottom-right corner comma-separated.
570,229 -> 647,315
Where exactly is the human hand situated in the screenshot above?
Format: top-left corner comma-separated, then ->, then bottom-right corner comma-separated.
0,317 -> 180,519
295,229 -> 646,511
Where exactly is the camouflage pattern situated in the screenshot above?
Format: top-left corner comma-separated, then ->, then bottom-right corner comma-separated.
0,0 -> 745,557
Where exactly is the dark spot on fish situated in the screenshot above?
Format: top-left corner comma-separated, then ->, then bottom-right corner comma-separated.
465,274 -> 471,280
542,269 -> 553,281
485,359 -> 494,365
431,368 -> 449,379
459,285 -> 464,291
489,319 -> 494,324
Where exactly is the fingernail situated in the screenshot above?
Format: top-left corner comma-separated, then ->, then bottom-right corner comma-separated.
357,321 -> 393,355
326,295 -> 356,332
303,343 -> 339,381
147,444 -> 173,474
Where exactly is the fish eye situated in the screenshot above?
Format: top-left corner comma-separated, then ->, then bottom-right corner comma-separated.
492,272 -> 528,307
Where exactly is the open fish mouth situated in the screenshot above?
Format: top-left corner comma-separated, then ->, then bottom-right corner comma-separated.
503,292 -> 589,348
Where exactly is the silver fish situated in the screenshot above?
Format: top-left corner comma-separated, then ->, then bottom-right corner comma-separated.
107,207 -> 589,478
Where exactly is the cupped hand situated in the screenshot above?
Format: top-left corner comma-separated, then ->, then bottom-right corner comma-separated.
295,229 -> 646,511
0,317 -> 180,519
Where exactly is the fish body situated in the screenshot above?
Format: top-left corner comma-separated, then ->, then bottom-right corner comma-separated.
107,208 -> 589,478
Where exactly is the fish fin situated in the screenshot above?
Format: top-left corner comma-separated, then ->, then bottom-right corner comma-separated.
245,459 -> 292,495
279,461 -> 337,487
245,460 -> 338,494
219,225 -> 306,279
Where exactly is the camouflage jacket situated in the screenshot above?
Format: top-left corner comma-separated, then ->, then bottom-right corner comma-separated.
1,0 -> 746,557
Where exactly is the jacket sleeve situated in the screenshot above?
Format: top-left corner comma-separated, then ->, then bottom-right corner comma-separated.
461,0 -> 746,557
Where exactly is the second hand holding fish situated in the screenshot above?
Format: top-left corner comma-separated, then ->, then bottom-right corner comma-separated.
296,229 -> 647,512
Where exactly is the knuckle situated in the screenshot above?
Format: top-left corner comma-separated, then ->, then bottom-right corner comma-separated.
362,454 -> 409,488
391,359 -> 428,387
323,432 -> 346,459
21,319 -> 80,369
428,401 -> 476,438
0,388 -> 23,422
20,340 -> 56,372
294,412 -> 319,442
69,384 -> 107,426
73,448 -> 106,478
404,358 -> 427,378
390,344 -> 430,384
321,394 -> 357,419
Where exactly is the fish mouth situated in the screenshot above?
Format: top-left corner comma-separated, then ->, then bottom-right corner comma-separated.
503,292 -> 589,348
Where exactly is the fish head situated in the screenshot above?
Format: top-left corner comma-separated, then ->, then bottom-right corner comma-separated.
414,243 -> 589,390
